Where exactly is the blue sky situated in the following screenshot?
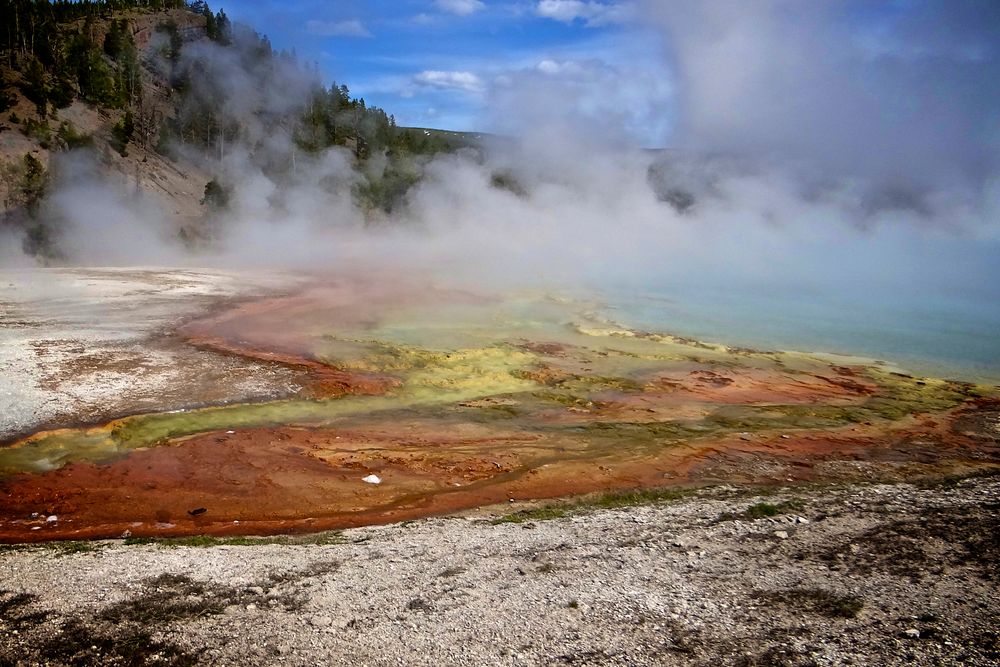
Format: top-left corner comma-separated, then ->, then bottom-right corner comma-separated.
221,0 -> 668,137
216,0 -> 1000,159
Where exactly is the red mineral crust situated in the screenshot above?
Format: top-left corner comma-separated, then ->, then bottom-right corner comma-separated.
3,283 -> 997,543
2,407 -> 996,542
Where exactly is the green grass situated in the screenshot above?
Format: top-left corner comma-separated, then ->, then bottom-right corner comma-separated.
745,502 -> 781,518
122,531 -> 345,548
590,487 -> 690,509
491,506 -> 569,524
717,499 -> 805,522
0,533 -> 344,553
0,540 -> 104,556
491,486 -> 693,524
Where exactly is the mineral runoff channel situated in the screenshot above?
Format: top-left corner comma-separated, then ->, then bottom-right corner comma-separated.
1,269 -> 997,542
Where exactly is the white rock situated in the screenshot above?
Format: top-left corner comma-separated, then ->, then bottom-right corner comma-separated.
902,628 -> 920,639
309,615 -> 333,628
362,474 -> 381,485
774,530 -> 789,539
46,515 -> 58,523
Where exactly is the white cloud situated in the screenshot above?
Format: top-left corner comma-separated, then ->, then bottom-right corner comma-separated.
536,0 -> 632,27
305,19 -> 372,38
413,70 -> 485,93
536,59 -> 583,75
536,59 -> 562,74
486,54 -> 672,144
434,0 -> 486,16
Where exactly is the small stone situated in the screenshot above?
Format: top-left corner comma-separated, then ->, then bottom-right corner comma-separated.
362,474 -> 381,485
774,530 -> 789,539
246,603 -> 257,611
902,628 -> 920,639
46,515 -> 58,523
310,615 -> 333,628
248,586 -> 265,596
796,516 -> 810,524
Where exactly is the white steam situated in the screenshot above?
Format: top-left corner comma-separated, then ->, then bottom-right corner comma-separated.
3,1 -> 998,313
645,0 -> 1000,230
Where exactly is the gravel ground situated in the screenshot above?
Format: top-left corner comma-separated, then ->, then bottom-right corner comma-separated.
1,476 -> 997,666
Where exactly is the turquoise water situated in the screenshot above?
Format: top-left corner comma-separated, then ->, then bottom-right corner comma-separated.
597,282 -> 1000,383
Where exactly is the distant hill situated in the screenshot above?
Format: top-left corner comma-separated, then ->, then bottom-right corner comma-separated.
0,0 -> 478,260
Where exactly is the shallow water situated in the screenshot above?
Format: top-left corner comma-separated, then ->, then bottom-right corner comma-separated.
599,281 -> 1000,383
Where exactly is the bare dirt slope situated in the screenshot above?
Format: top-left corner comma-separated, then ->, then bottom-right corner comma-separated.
1,476 -> 997,666
0,8 -> 211,235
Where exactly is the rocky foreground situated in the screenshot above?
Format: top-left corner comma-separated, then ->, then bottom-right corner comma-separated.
1,475 -> 998,667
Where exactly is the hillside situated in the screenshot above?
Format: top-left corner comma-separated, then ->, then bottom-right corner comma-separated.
0,0 -> 476,261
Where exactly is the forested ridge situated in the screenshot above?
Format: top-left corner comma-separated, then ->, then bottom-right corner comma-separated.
1,0 -> 477,258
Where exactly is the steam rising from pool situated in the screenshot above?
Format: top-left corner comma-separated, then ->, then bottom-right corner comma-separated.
2,0 -> 997,375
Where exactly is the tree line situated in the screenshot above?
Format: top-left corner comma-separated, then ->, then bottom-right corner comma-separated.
1,0 -> 477,259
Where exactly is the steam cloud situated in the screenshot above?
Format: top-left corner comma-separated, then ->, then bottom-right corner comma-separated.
6,1 -> 999,307
647,0 -> 1000,228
